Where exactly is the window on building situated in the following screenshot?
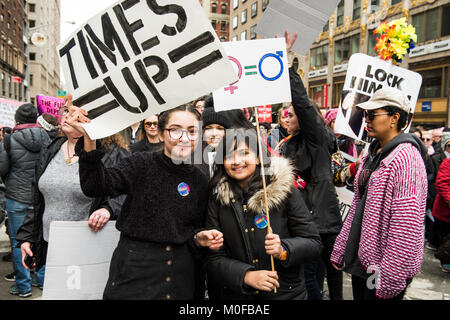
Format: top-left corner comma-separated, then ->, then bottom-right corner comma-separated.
30,74 -> 33,87
250,24 -> 257,39
309,85 -> 326,108
413,8 -> 440,43
232,35 -> 238,41
418,67 -> 449,99
370,0 -> 379,13
222,3 -> 227,14
332,82 -> 345,108
334,34 -> 360,64
221,21 -> 226,31
29,3 -> 36,12
391,0 -> 402,4
323,20 -> 329,32
353,0 -> 361,20
211,20 -> 217,30
242,0 -> 247,3
0,43 -> 4,61
233,15 -> 238,29
443,5 -> 450,37
30,52 -> 36,61
220,36 -> 226,42
233,0 -> 238,9
310,45 -> 329,68
336,1 -> 344,26
1,73 -> 4,96
212,2 -> 217,13
8,76 -> 11,98
368,29 -> 377,55
241,9 -> 247,24
251,2 -> 258,18
19,82 -> 22,101
241,30 -> 247,40
262,0 -> 269,11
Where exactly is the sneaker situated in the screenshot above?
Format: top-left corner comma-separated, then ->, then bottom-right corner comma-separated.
426,243 -> 438,251
4,272 -> 15,282
2,252 -> 12,262
31,279 -> 43,290
9,286 -> 32,298
441,264 -> 450,273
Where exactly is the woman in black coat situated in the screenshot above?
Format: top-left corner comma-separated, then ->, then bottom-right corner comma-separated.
65,102 -> 223,300
205,129 -> 322,300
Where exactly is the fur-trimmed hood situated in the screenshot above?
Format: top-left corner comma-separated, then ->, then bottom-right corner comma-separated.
215,157 -> 295,212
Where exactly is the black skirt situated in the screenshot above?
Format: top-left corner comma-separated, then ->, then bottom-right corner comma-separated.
103,234 -> 196,300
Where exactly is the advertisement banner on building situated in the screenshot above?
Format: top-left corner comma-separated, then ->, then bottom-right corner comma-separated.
58,0 -> 236,139
334,53 -> 423,142
36,95 -> 65,123
0,98 -> 23,128
213,38 -> 291,111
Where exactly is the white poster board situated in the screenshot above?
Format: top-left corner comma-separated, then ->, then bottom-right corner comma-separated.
255,0 -> 340,55
0,99 -> 22,128
212,38 -> 291,111
58,0 -> 237,139
42,221 -> 120,300
334,53 -> 423,143
336,187 -> 354,222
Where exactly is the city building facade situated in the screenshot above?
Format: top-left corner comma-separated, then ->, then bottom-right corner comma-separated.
27,0 -> 60,105
200,0 -> 231,41
305,0 -> 450,127
0,0 -> 26,102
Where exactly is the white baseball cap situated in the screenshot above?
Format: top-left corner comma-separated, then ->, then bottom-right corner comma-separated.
356,87 -> 411,113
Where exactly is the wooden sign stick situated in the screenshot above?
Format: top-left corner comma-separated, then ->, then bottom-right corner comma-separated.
254,106 -> 277,294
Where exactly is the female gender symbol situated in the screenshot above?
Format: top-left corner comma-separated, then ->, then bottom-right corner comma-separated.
225,56 -> 242,94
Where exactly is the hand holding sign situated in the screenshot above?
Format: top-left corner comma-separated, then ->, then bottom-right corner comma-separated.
65,94 -> 91,137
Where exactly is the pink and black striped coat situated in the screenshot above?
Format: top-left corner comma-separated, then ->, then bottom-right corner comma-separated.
330,142 -> 428,299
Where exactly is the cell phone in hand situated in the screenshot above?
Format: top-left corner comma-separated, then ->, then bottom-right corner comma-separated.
24,254 -> 36,269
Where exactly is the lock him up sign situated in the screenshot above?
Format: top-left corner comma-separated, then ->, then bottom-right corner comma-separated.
58,0 -> 236,139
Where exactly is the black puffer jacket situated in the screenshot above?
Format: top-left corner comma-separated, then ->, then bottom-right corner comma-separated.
282,68 -> 342,235
16,137 -> 129,270
0,127 -> 50,204
205,157 -> 322,300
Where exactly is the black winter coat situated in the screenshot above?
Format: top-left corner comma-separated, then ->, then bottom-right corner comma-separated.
16,137 -> 129,270
282,68 -> 342,235
205,157 -> 322,300
0,127 -> 50,204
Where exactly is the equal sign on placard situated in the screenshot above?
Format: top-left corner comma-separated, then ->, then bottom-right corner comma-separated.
245,65 -> 257,76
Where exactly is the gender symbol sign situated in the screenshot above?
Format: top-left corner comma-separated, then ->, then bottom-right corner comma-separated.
58,0 -> 236,139
213,38 -> 291,111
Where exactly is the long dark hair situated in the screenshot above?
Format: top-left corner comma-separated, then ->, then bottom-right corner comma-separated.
209,128 -> 271,203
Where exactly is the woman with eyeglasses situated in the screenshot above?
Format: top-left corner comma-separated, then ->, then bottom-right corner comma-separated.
65,99 -> 224,300
330,87 -> 428,300
131,115 -> 163,154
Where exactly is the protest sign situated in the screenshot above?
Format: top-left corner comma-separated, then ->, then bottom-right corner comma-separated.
255,0 -> 340,55
58,0 -> 236,139
336,187 -> 354,223
0,98 -> 22,128
42,221 -> 120,300
334,53 -> 422,143
36,95 -> 65,123
212,38 -> 291,111
258,105 -> 272,123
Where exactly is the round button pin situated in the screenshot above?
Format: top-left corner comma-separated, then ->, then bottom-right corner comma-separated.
178,182 -> 190,197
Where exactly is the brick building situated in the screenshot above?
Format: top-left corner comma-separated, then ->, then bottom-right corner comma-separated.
200,0 -> 230,41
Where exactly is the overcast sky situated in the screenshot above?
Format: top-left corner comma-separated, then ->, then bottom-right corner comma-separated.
60,0 -> 118,43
